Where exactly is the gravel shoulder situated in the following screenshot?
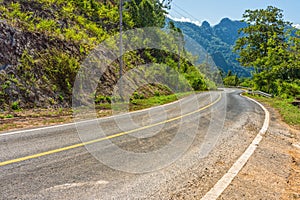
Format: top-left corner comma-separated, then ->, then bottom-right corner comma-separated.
219,103 -> 300,199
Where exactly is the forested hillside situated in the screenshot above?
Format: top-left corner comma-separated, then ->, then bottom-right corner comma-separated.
167,17 -> 251,77
0,0 -> 212,110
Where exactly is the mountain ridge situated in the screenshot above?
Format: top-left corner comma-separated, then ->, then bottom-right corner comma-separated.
167,17 -> 251,77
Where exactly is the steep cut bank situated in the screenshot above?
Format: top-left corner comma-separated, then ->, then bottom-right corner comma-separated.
0,0 -> 116,109
0,0 -> 211,110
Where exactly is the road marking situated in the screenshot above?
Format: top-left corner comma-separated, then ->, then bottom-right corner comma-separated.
0,94 -> 222,167
0,92 -> 208,137
201,94 -> 270,200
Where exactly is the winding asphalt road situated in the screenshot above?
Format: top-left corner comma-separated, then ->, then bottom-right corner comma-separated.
0,89 -> 265,199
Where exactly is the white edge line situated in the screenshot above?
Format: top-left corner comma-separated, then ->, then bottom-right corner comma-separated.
201,93 -> 270,200
0,92 -> 215,137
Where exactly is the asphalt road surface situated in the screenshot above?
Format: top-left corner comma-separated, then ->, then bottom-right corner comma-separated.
0,88 -> 265,199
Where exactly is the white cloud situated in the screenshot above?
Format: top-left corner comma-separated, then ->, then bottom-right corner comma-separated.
167,15 -> 202,27
293,24 -> 300,29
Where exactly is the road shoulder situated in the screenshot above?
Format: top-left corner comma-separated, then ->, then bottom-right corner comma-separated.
220,103 -> 300,199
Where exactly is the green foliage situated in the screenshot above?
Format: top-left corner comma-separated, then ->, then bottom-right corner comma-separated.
1,0 -> 109,46
58,94 -> 64,101
36,19 -> 59,33
40,49 -> 80,95
234,6 -> 290,72
125,0 -> 171,28
248,95 -> 300,127
274,80 -> 300,98
154,91 -> 160,97
0,2 -> 34,28
0,0 -> 214,111
127,28 -> 213,92
223,76 -> 239,86
235,6 -> 300,98
239,77 -> 253,88
129,92 -> 192,111
95,95 -> 112,104
11,101 -> 20,111
170,18 -> 251,77
183,67 -> 207,90
223,70 -> 239,86
5,114 -> 14,119
131,92 -> 145,100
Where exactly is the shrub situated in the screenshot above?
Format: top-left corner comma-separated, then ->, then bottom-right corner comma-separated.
11,101 -> 20,111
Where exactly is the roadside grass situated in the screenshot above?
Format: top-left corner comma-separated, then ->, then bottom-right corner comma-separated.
129,92 -> 194,111
0,91 -> 195,132
94,92 -> 194,112
0,124 -> 17,132
245,94 -> 300,128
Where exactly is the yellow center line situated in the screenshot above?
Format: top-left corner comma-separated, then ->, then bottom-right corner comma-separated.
0,94 -> 222,167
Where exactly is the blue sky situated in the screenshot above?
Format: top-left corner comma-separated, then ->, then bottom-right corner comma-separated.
168,0 -> 300,28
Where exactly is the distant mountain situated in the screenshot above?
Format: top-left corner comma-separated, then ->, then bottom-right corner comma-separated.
167,17 -> 251,77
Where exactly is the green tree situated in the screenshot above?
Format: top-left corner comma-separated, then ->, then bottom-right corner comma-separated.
233,6 -> 300,93
125,0 -> 171,28
286,30 -> 300,81
234,6 -> 291,73
223,70 -> 239,86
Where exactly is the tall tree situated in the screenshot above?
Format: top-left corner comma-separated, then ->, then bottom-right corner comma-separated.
125,0 -> 171,28
233,6 -> 297,92
234,6 -> 291,73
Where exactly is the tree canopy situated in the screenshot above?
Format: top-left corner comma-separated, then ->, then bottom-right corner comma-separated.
234,6 -> 291,73
234,6 -> 300,97
125,0 -> 171,28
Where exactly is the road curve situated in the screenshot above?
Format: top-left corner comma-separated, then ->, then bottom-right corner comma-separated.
0,89 -> 265,199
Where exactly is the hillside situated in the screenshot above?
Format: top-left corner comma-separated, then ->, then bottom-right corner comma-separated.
168,17 -> 252,77
0,0 -> 212,110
